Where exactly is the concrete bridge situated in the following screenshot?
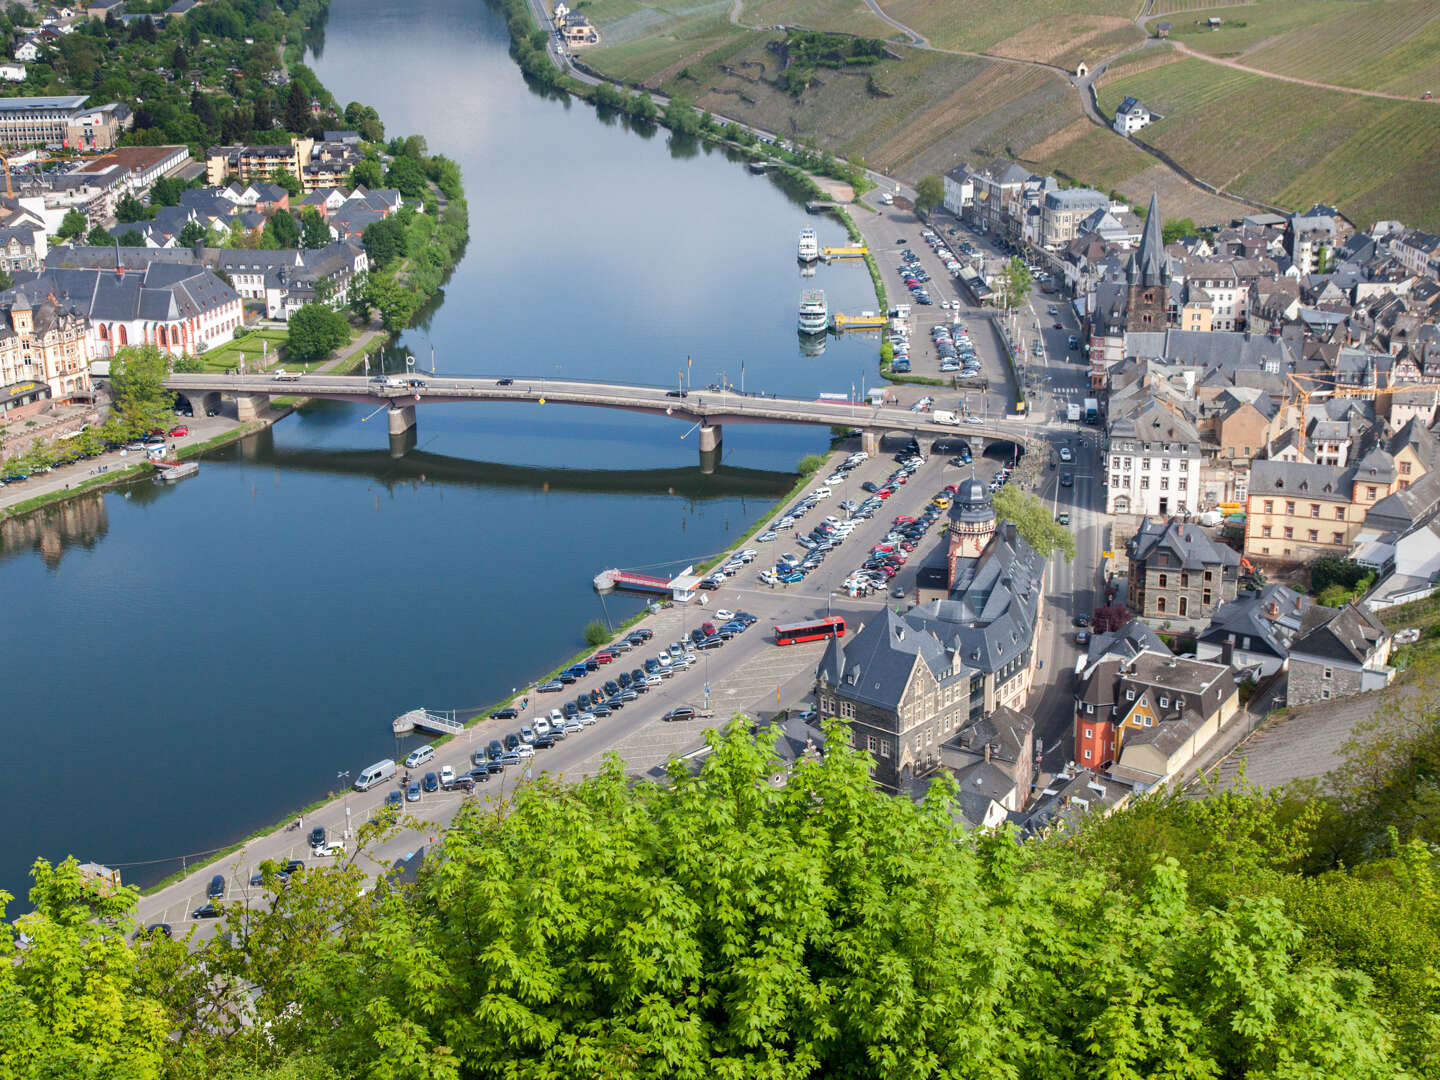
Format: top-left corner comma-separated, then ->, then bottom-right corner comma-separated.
164,372 -> 1035,467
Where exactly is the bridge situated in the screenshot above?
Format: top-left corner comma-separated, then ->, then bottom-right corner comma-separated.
164,373 -> 1035,467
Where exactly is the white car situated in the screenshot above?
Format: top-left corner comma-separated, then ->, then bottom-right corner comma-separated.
965,415 -> 984,424
715,609 -> 735,620
1059,447 -> 1073,462
826,473 -> 845,485
312,841 -> 347,858
439,765 -> 455,788
757,530 -> 778,542
513,744 -> 535,759
577,711 -> 597,726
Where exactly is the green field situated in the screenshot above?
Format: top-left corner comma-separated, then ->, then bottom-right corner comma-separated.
194,328 -> 292,373
878,0 -> 1137,53
1097,56 -> 1440,228
741,0 -> 894,37
1153,1 -> 1361,56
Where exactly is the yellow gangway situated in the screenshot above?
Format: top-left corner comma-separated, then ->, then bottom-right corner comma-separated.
822,245 -> 868,260
832,312 -> 887,330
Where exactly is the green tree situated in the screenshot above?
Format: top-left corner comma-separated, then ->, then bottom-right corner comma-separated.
661,96 -> 701,136
178,220 -> 210,248
150,175 -> 186,207
1310,555 -> 1367,596
365,272 -> 418,331
285,302 -> 350,362
261,209 -> 301,249
1162,216 -> 1199,244
86,224 -> 114,247
268,166 -> 302,198
350,157 -> 384,189
0,858 -> 170,1079
56,207 -> 89,241
992,484 -> 1075,560
116,228 -> 146,247
914,174 -> 944,214
384,155 -> 427,199
114,192 -> 150,223
583,619 -> 610,646
361,217 -> 405,270
107,345 -> 175,436
998,255 -> 1032,309
283,78 -> 310,134
343,101 -> 384,143
300,207 -> 330,249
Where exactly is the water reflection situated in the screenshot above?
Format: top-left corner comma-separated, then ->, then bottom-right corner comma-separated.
0,491 -> 107,568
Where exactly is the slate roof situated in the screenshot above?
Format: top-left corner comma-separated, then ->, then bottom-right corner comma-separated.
1290,602 -> 1387,666
1084,618 -> 1168,667
1127,517 -> 1240,571
1132,191 -> 1166,289
1365,470 -> 1440,534
1198,584 -> 1313,659
9,259 -> 238,322
1249,459 -> 1351,503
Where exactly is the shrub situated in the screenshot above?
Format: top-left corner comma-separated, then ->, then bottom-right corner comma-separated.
583,620 -> 610,647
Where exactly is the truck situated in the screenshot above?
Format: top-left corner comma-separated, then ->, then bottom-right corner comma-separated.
931,410 -> 959,425
1066,403 -> 1081,423
1084,397 -> 1099,424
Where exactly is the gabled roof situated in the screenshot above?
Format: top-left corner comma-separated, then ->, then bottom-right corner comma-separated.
1084,618 -> 1168,667
1291,602 -> 1388,665
1365,470 -> 1440,533
1127,517 -> 1240,571
1198,584 -> 1313,658
1249,460 -> 1352,503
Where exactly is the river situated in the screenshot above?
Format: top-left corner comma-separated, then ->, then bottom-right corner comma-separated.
0,0 -> 880,905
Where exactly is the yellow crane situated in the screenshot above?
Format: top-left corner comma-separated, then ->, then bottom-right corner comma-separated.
1284,370 -> 1440,455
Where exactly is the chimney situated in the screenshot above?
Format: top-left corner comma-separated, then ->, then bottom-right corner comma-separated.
984,742 -> 992,763
1267,599 -> 1280,619
1220,640 -> 1235,667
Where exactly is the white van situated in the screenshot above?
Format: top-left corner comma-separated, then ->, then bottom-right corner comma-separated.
932,410 -> 959,425
354,759 -> 397,791
404,745 -> 435,769
533,717 -> 551,737
812,487 -> 832,499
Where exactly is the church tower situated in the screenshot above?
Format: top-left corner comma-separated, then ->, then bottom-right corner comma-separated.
1125,191 -> 1169,333
947,475 -> 996,587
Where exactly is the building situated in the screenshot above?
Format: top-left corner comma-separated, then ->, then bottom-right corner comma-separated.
946,474 -> 997,569
0,62 -> 26,81
1285,602 -> 1393,706
942,163 -> 974,219
816,505 -> 1045,792
1039,187 -> 1110,252
205,138 -> 315,186
0,287 -> 89,405
937,706 -> 1037,826
10,257 -> 242,357
1288,213 -> 1338,275
0,96 -> 132,150
66,144 -> 192,205
1105,399 -> 1202,516
1244,460 -> 1359,561
1113,96 -> 1153,135
214,241 -> 368,320
1125,517 -> 1239,622
1073,648 -> 1238,781
1196,584 -> 1316,678
1125,193 -> 1169,333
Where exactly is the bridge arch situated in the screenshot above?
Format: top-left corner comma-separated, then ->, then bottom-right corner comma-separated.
173,390 -> 221,418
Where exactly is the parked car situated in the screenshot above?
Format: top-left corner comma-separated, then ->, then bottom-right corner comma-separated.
663,706 -> 697,722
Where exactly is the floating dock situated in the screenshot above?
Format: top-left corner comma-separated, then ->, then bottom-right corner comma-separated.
822,245 -> 868,260
806,201 -> 838,213
831,312 -> 888,330
392,708 -> 464,736
153,460 -> 198,482
593,568 -> 675,594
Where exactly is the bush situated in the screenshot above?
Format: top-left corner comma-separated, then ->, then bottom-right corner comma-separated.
1310,555 -> 1367,596
798,454 -> 827,476
583,620 -> 610,647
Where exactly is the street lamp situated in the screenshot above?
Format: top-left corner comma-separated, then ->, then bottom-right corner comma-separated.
337,770 -> 351,838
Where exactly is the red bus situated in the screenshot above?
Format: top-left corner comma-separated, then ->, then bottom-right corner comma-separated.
774,616 -> 846,645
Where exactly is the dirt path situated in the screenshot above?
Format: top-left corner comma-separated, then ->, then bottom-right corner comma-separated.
1164,40 -> 1437,104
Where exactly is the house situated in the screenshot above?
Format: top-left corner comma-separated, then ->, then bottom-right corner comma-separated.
1125,516 -> 1239,622
1367,517 -> 1440,608
205,138 -> 315,186
1285,602 -> 1393,706
937,705 -> 1037,826
1288,213 -> 1338,275
1073,648 -> 1239,782
0,95 -> 131,150
0,287 -> 89,405
1113,96 -> 1153,136
1245,460 -> 1359,562
1195,584 -> 1315,678
1039,187 -> 1109,252
1105,399 -> 1202,516
942,163 -> 974,218
0,62 -> 26,81
816,501 -> 1045,792
1016,766 -> 1141,837
560,13 -> 598,45
13,39 -> 41,62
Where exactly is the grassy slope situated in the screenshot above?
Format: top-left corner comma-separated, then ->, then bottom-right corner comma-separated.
1096,56 -> 1440,228
878,0 -> 1137,52
742,0 -> 895,37
1153,1 -> 1362,56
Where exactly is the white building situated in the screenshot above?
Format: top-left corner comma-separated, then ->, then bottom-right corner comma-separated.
0,62 -> 26,82
1105,400 -> 1203,517
1113,96 -> 1153,136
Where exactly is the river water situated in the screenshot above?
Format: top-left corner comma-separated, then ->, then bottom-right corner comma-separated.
0,0 -> 879,904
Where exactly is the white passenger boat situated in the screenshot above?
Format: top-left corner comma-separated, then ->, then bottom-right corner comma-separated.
797,227 -> 819,263
797,289 -> 827,334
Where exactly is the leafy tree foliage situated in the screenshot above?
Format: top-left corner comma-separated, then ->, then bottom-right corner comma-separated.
261,210 -> 300,250
267,166 -> 302,199
115,193 -> 152,223
150,175 -> 187,207
86,224 -> 113,247
1310,555 -> 1369,596
361,217 -> 406,270
117,228 -> 147,247
1163,216 -> 1199,244
350,157 -> 385,190
998,255 -> 1032,309
343,101 -> 384,143
299,208 -> 330,250
178,220 -> 210,248
992,484 -> 1075,561
107,345 -> 175,436
285,303 -> 349,362
914,174 -> 944,214
56,208 -> 89,241
384,154 -> 428,199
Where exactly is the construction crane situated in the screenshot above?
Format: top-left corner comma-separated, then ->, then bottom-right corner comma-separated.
0,152 -> 12,199
1283,369 -> 1440,455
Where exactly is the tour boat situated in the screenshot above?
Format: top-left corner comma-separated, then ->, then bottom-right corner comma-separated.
797,227 -> 819,263
797,288 -> 828,335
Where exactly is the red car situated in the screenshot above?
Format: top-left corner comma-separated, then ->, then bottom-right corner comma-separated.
592,652 -> 614,665
944,484 -> 960,495
893,474 -> 907,484
872,543 -> 895,554
876,488 -> 893,499
168,425 -> 188,438
893,515 -> 916,524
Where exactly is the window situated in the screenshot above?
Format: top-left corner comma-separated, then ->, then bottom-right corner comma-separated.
1083,749 -> 1092,760
1160,477 -> 1169,490
866,735 -> 876,753
1401,461 -> 1412,476
1310,503 -> 1320,517
1286,500 -> 1295,514
1086,703 -> 1094,713
1159,697 -> 1169,708
1368,486 -> 1378,499
1179,596 -> 1188,616
1336,507 -> 1345,519
1333,531 -> 1344,545
1126,689 -> 1135,701
1262,546 -> 1270,554
1284,527 -> 1294,539
1323,667 -> 1332,680
1084,728 -> 1092,739
1156,596 -> 1166,613
1157,573 -> 1167,588
1264,499 -> 1274,513
1179,477 -> 1188,490
880,740 -> 891,758
1112,457 -> 1120,469
1306,529 -> 1317,542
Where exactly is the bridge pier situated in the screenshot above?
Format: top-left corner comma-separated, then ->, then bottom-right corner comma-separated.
389,427 -> 417,458
860,430 -> 880,456
698,423 -> 721,454
234,393 -> 269,421
387,404 -> 417,436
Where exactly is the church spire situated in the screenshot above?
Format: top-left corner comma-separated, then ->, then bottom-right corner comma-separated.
1136,190 -> 1166,288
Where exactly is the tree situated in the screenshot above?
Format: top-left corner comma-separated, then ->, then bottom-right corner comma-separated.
914,174 -> 944,214
300,207 -> 330,249
178,220 -> 210,248
350,157 -> 384,189
56,208 -> 89,241
0,858 -> 170,1078
998,255 -> 1032,309
108,345 -> 175,436
992,484 -> 1075,560
116,228 -> 146,247
283,78 -> 310,134
285,302 -> 349,362
268,166 -> 302,198
661,97 -> 701,136
170,43 -> 188,74
261,209 -> 300,249
150,175 -> 186,207
114,192 -> 150,223
384,155 -> 427,199
361,217 -> 405,270
86,224 -> 113,246
1162,216 -> 1199,244
1310,555 -> 1367,596
583,620 -> 610,646
343,101 -> 384,143
365,273 -> 418,331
